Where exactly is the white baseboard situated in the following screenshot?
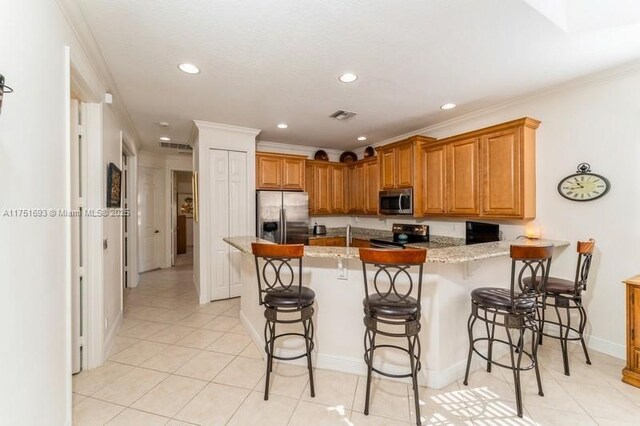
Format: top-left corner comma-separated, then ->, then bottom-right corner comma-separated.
541,323 -> 625,360
103,310 -> 123,361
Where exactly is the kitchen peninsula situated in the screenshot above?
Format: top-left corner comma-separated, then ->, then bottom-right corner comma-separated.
224,235 -> 569,388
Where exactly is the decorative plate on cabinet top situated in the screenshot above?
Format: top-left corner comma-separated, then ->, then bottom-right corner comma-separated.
313,150 -> 329,161
339,151 -> 357,163
363,147 -> 375,158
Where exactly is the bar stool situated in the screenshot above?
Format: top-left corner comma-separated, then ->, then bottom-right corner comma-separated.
359,248 -> 427,426
535,239 -> 595,376
463,244 -> 554,418
251,243 -> 315,400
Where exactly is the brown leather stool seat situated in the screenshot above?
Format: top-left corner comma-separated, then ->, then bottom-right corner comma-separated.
523,276 -> 575,295
471,287 -> 536,312
363,294 -> 419,320
544,277 -> 575,294
264,286 -> 315,308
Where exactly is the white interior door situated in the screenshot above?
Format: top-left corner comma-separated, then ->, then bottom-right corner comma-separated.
70,99 -> 84,373
210,149 -> 231,301
171,171 -> 178,266
229,151 -> 247,298
139,166 -> 161,272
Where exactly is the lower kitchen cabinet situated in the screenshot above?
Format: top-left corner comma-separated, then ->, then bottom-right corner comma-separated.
351,238 -> 371,248
309,237 -> 346,247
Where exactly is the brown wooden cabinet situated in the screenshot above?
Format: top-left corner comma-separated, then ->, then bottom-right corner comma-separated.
351,238 -> 371,248
416,117 -> 538,220
376,138 -> 431,190
347,158 -> 378,215
305,161 -> 347,215
420,144 -> 446,215
256,152 -> 306,190
331,165 -> 347,214
309,236 -> 346,247
448,137 -> 480,215
364,159 -> 379,214
623,275 -> 640,388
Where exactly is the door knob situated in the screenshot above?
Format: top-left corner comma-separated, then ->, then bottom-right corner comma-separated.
155,230 -> 160,234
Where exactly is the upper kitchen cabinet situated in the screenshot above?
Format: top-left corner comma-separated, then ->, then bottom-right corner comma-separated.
417,117 -> 539,220
376,136 -> 436,190
346,157 -> 378,215
256,152 -> 306,190
480,120 -> 538,218
306,160 -> 347,215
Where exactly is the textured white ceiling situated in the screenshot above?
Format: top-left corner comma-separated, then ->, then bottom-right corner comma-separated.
79,0 -> 640,152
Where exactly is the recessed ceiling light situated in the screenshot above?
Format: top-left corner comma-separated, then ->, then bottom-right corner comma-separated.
178,63 -> 200,74
440,103 -> 457,110
160,136 -> 171,141
357,136 -> 367,141
277,123 -> 288,129
339,73 -> 358,83
158,121 -> 170,127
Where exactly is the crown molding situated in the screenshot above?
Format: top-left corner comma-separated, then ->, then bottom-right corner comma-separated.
193,120 -> 261,136
257,140 -> 345,161
56,0 -> 141,148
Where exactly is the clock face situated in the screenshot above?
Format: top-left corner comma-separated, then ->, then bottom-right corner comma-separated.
558,173 -> 610,201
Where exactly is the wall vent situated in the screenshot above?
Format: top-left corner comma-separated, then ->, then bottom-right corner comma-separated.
329,110 -> 357,120
159,141 -> 192,151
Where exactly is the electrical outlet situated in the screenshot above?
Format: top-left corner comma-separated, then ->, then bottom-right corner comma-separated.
104,317 -> 109,330
337,259 -> 349,280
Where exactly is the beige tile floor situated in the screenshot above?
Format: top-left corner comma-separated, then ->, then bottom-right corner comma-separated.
73,254 -> 640,425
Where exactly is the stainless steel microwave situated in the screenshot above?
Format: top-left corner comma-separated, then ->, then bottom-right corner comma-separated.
379,188 -> 413,215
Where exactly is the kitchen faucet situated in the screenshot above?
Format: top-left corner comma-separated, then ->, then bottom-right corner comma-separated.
346,224 -> 352,247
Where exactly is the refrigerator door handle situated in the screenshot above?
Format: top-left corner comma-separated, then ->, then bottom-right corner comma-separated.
282,208 -> 287,244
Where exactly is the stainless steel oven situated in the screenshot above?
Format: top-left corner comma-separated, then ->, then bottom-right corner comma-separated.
379,188 -> 413,215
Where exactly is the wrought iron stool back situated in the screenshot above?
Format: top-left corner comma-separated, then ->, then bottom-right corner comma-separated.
573,239 -> 595,296
252,243 -> 304,307
508,244 -> 554,313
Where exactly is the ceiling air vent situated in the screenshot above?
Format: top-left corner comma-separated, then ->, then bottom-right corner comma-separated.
159,141 -> 192,151
329,110 -> 357,121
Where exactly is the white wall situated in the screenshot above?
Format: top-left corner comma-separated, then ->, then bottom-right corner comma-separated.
0,0 -> 136,423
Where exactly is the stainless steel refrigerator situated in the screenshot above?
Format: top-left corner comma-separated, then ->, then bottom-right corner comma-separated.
256,191 -> 309,244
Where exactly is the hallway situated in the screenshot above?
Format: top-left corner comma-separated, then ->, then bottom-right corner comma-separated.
71,257 -> 639,425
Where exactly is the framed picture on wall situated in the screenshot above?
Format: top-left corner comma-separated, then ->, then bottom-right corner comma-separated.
107,162 -> 122,208
178,192 -> 194,218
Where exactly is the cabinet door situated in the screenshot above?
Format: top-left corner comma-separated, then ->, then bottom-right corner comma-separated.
364,160 -> 379,215
633,286 -> 640,351
396,143 -> 413,188
331,165 -> 346,214
314,163 -> 332,214
481,129 -> 522,216
422,144 -> 447,215
282,157 -> 305,190
380,148 -> 396,189
305,164 -> 315,213
309,238 -> 326,246
349,164 -> 366,214
256,155 -> 282,189
448,138 -> 480,215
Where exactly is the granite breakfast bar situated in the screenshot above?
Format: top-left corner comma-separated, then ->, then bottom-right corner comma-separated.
224,236 -> 570,388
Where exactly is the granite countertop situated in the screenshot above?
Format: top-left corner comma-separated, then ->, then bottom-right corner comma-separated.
224,236 -> 570,264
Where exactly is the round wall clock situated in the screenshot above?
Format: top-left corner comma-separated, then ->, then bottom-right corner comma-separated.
557,163 -> 610,202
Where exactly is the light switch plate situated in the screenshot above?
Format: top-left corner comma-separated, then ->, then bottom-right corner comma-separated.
337,259 -> 349,280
